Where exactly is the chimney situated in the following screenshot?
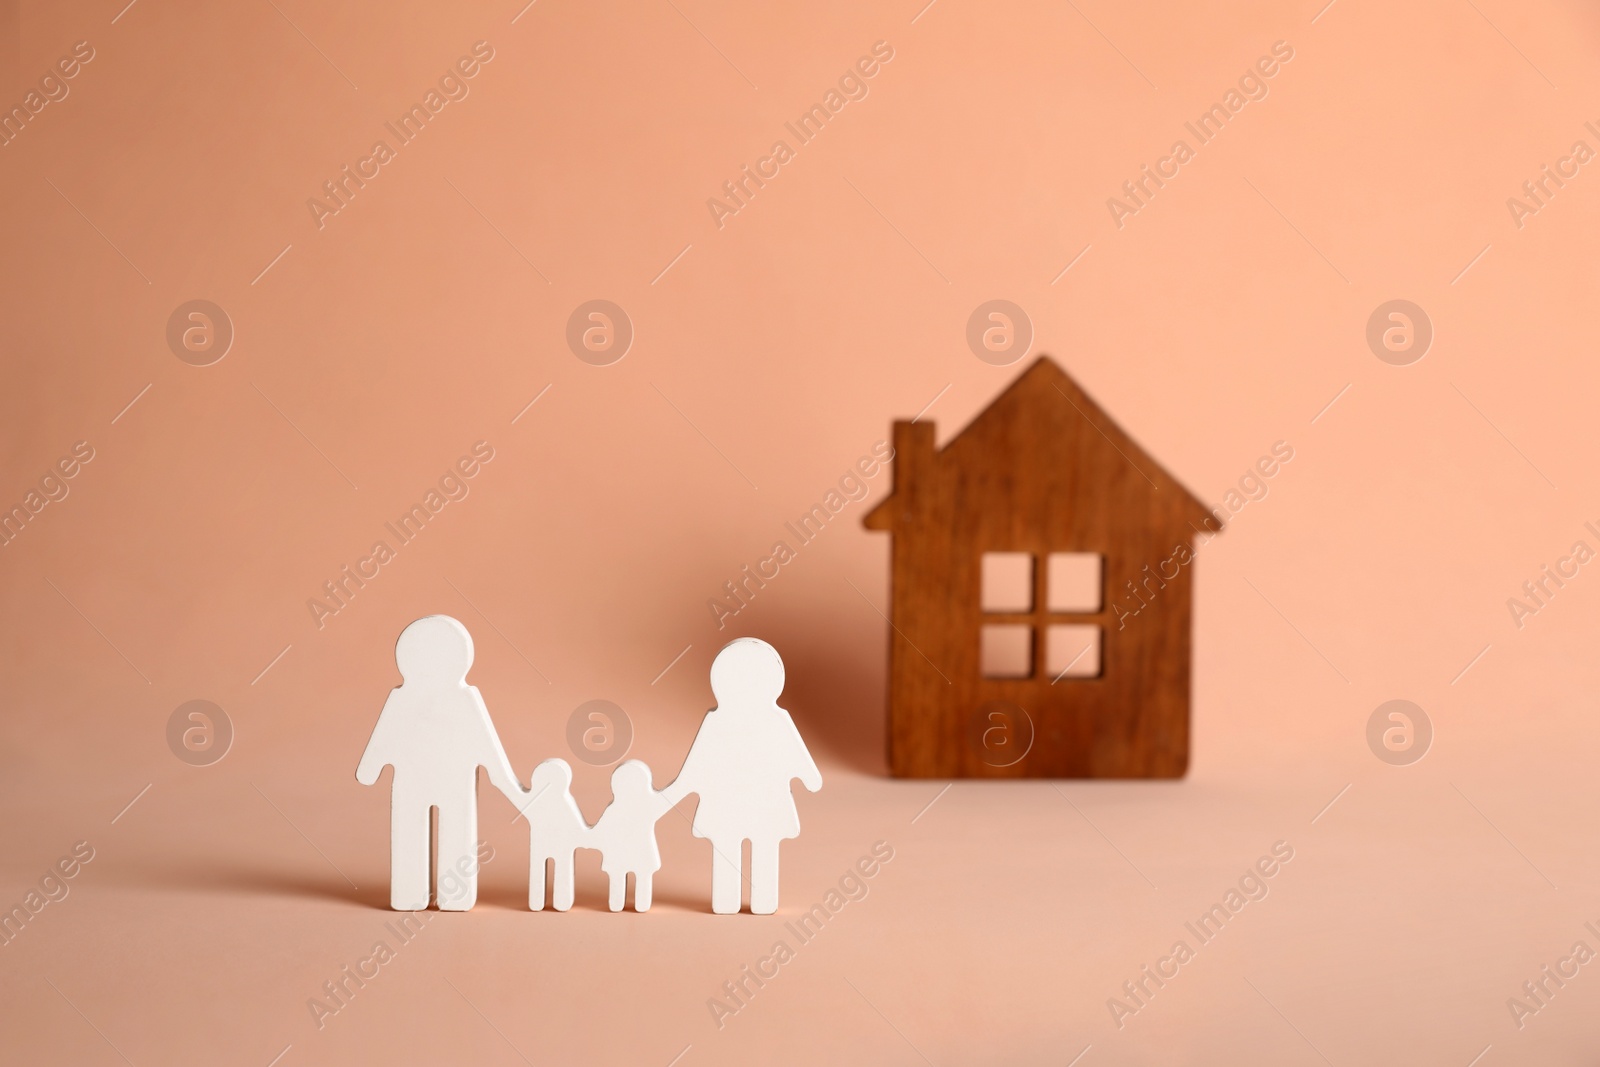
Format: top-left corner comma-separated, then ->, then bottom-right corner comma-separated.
891,420 -> 935,519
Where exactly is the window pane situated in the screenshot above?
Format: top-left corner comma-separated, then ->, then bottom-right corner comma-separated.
1046,624 -> 1101,679
981,552 -> 1033,612
980,624 -> 1032,678
1047,552 -> 1103,613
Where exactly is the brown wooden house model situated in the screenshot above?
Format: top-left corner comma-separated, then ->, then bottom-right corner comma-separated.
862,356 -> 1219,778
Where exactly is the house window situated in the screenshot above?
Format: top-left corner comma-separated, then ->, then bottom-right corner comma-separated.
979,624 -> 1031,678
1047,624 -> 1100,678
1047,552 -> 1102,612
980,552 -> 1032,612
980,551 -> 1105,679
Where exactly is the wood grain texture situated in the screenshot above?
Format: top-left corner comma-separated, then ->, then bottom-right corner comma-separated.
863,357 -> 1219,778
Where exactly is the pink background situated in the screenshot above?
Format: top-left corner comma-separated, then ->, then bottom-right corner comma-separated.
3,0 -> 1599,1063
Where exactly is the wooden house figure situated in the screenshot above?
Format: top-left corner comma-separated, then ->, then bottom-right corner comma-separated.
862,356 -> 1218,778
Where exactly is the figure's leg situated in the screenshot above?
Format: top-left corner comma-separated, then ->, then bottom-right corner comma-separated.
390,797 -> 429,911
529,853 -> 548,912
608,872 -> 625,912
435,794 -> 479,911
553,851 -> 575,912
711,838 -> 742,915
634,871 -> 653,912
750,839 -> 780,915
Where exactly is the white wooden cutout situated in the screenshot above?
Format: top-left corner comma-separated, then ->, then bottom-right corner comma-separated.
358,623 -> 822,914
521,758 -> 589,911
356,615 -> 521,911
661,637 -> 824,914
591,759 -> 672,911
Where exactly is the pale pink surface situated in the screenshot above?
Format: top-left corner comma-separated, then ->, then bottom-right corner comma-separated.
2,0 -> 1598,1063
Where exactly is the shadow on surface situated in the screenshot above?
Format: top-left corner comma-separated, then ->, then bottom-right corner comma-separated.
721,610 -> 889,777
115,858 -> 390,909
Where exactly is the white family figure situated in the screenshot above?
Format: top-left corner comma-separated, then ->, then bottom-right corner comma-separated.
355,615 -> 521,911
358,623 -> 822,915
590,760 -> 672,912
522,758 -> 588,912
661,638 -> 824,914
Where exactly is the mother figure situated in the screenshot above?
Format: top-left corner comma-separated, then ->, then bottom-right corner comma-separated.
662,638 -> 823,914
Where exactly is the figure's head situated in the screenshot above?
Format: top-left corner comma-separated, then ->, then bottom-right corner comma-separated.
709,638 -> 785,709
529,758 -> 573,795
394,615 -> 474,686
610,759 -> 653,797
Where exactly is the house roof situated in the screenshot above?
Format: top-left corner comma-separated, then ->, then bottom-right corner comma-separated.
862,355 -> 1219,532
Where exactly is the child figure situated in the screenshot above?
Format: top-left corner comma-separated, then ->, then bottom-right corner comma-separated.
520,759 -> 589,912
591,760 -> 673,912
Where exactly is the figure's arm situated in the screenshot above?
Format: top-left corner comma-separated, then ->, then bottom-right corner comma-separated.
356,694 -> 400,785
469,688 -> 525,799
651,789 -> 675,820
504,780 -> 535,821
657,727 -> 706,806
787,714 -> 823,793
485,757 -> 525,801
